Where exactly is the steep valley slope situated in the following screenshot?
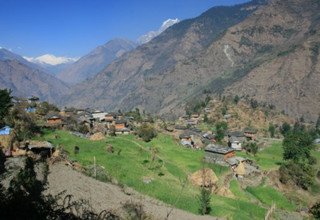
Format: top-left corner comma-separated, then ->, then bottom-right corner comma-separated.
62,0 -> 320,121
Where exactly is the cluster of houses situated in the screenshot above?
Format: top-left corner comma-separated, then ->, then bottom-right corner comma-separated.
48,108 -> 132,135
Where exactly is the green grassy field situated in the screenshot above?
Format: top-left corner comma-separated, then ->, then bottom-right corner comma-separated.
236,141 -> 283,170
37,129 -> 307,219
246,185 -> 296,211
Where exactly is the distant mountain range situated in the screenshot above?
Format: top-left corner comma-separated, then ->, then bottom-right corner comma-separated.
138,18 -> 180,44
61,0 -> 320,121
0,58 -> 69,103
1,0 -> 319,122
24,54 -> 78,75
56,38 -> 137,84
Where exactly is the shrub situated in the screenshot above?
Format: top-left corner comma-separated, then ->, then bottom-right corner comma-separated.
310,201 -> 320,219
198,186 -> 212,215
279,161 -> 315,190
215,121 -> 228,142
137,123 -> 157,142
268,123 -> 275,138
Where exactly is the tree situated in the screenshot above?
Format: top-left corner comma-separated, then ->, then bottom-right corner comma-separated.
137,123 -> 157,142
0,89 -> 12,126
5,106 -> 40,141
36,101 -> 59,115
282,130 -> 314,162
198,186 -> 212,215
250,99 -> 258,109
310,201 -> 320,219
244,142 -> 258,156
280,122 -> 291,137
215,121 -> 228,142
233,95 -> 240,104
279,161 -> 315,190
268,123 -> 275,138
316,114 -> 320,132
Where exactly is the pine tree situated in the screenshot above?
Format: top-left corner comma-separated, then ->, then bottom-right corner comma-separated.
198,186 -> 212,215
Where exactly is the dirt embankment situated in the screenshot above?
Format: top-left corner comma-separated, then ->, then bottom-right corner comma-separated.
47,162 -> 219,220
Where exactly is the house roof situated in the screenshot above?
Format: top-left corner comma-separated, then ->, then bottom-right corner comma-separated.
226,156 -> 246,166
27,140 -> 53,150
243,127 -> 257,134
0,126 -> 11,135
228,131 -> 244,137
115,119 -> 126,124
205,144 -> 234,154
179,132 -> 192,139
47,115 -> 61,120
229,136 -> 240,142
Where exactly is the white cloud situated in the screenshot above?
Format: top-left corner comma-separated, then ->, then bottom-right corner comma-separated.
24,54 -> 79,65
138,18 -> 180,44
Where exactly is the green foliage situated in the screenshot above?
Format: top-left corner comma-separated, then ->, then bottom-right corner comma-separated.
250,99 -> 258,109
36,101 -> 59,115
279,161 -> 315,190
316,114 -> 320,131
215,121 -> 228,142
268,123 -> 275,138
233,95 -> 240,104
282,130 -> 314,162
5,105 -> 40,141
137,123 -> 157,142
0,88 -> 12,126
310,201 -> 320,219
198,186 -> 212,215
185,99 -> 206,116
126,108 -> 142,122
280,122 -> 291,137
0,150 -> 5,175
243,142 -> 258,156
246,186 -> 296,211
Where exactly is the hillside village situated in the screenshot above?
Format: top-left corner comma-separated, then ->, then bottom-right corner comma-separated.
1,91 -> 320,219
1,0 -> 320,219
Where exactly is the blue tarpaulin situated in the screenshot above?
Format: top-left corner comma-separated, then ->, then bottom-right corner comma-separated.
0,126 -> 11,135
25,107 -> 36,113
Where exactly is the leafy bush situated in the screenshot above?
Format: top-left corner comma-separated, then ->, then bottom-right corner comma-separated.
310,201 -> 320,219
137,123 -> 157,142
268,123 -> 275,138
198,186 -> 212,215
280,122 -> 291,137
243,142 -> 258,156
279,161 -> 315,190
0,88 -> 12,126
282,130 -> 314,162
215,121 -> 228,142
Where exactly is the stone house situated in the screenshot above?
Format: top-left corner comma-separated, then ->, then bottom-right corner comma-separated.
204,144 -> 235,165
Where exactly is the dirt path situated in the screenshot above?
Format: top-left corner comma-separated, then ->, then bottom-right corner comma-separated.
47,162 -> 219,220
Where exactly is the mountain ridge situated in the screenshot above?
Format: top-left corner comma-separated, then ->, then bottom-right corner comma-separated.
57,38 -> 137,84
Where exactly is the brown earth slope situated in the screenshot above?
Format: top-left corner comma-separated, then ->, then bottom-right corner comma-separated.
63,0 -> 320,121
47,162 -> 218,220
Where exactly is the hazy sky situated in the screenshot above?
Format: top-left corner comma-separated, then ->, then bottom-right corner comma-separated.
0,0 -> 249,58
